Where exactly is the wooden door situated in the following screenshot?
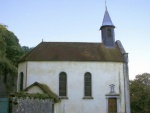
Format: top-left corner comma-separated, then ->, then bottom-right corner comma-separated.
108,98 -> 117,113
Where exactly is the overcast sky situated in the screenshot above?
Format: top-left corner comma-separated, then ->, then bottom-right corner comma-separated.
0,0 -> 150,80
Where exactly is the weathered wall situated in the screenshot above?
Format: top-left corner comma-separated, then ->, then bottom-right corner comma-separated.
11,97 -> 53,113
18,61 -> 125,113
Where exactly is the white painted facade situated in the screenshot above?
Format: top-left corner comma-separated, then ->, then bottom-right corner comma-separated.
18,61 -> 126,113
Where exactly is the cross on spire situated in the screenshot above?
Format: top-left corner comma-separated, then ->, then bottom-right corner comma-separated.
105,0 -> 107,11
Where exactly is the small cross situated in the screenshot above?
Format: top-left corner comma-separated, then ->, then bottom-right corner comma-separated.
109,84 -> 115,93
105,0 -> 107,11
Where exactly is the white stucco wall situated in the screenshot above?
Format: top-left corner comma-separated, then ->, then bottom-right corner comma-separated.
26,86 -> 45,94
18,61 -> 125,113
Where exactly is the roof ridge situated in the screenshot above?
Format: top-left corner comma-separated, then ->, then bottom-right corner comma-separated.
42,41 -> 101,44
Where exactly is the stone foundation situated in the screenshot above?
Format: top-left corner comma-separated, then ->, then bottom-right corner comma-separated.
11,97 -> 54,113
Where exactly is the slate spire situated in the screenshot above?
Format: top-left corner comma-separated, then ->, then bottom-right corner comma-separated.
101,8 -> 114,28
100,4 -> 115,47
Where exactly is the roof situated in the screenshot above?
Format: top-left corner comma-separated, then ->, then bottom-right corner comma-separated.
101,8 -> 115,27
24,82 -> 60,103
19,42 -> 124,62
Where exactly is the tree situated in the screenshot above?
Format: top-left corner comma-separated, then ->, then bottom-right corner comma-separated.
0,24 -> 34,97
0,24 -> 20,74
0,24 -> 7,58
130,73 -> 150,113
4,28 -> 23,66
0,24 -> 25,97
135,73 -> 150,86
21,46 -> 33,55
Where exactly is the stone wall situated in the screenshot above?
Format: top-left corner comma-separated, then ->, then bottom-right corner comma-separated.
11,97 -> 54,113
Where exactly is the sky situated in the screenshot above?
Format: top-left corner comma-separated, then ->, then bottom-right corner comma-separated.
0,0 -> 150,80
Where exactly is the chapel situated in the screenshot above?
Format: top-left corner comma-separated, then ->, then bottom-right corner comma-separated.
17,6 -> 130,113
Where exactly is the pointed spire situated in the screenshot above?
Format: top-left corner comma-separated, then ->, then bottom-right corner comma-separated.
100,2 -> 116,47
101,4 -> 114,27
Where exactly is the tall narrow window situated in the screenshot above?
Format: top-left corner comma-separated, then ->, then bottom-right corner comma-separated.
107,29 -> 112,37
59,72 -> 67,97
108,98 -> 117,113
20,72 -> 24,91
84,72 -> 92,96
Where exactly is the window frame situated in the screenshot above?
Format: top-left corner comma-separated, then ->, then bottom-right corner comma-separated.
83,72 -> 93,99
107,28 -> 112,38
20,72 -> 24,91
59,72 -> 68,99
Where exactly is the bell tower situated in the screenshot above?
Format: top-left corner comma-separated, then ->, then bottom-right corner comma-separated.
100,6 -> 115,47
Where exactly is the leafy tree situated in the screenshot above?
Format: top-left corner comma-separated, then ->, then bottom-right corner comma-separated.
0,24 -> 33,97
0,24 -> 20,74
0,25 -> 7,58
130,73 -> 150,113
21,46 -> 33,55
135,73 -> 150,86
0,24 -> 26,97
4,28 -> 23,66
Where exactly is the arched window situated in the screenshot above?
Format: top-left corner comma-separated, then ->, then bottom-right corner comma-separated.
107,29 -> 112,37
59,72 -> 67,96
84,72 -> 92,96
20,72 -> 24,91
